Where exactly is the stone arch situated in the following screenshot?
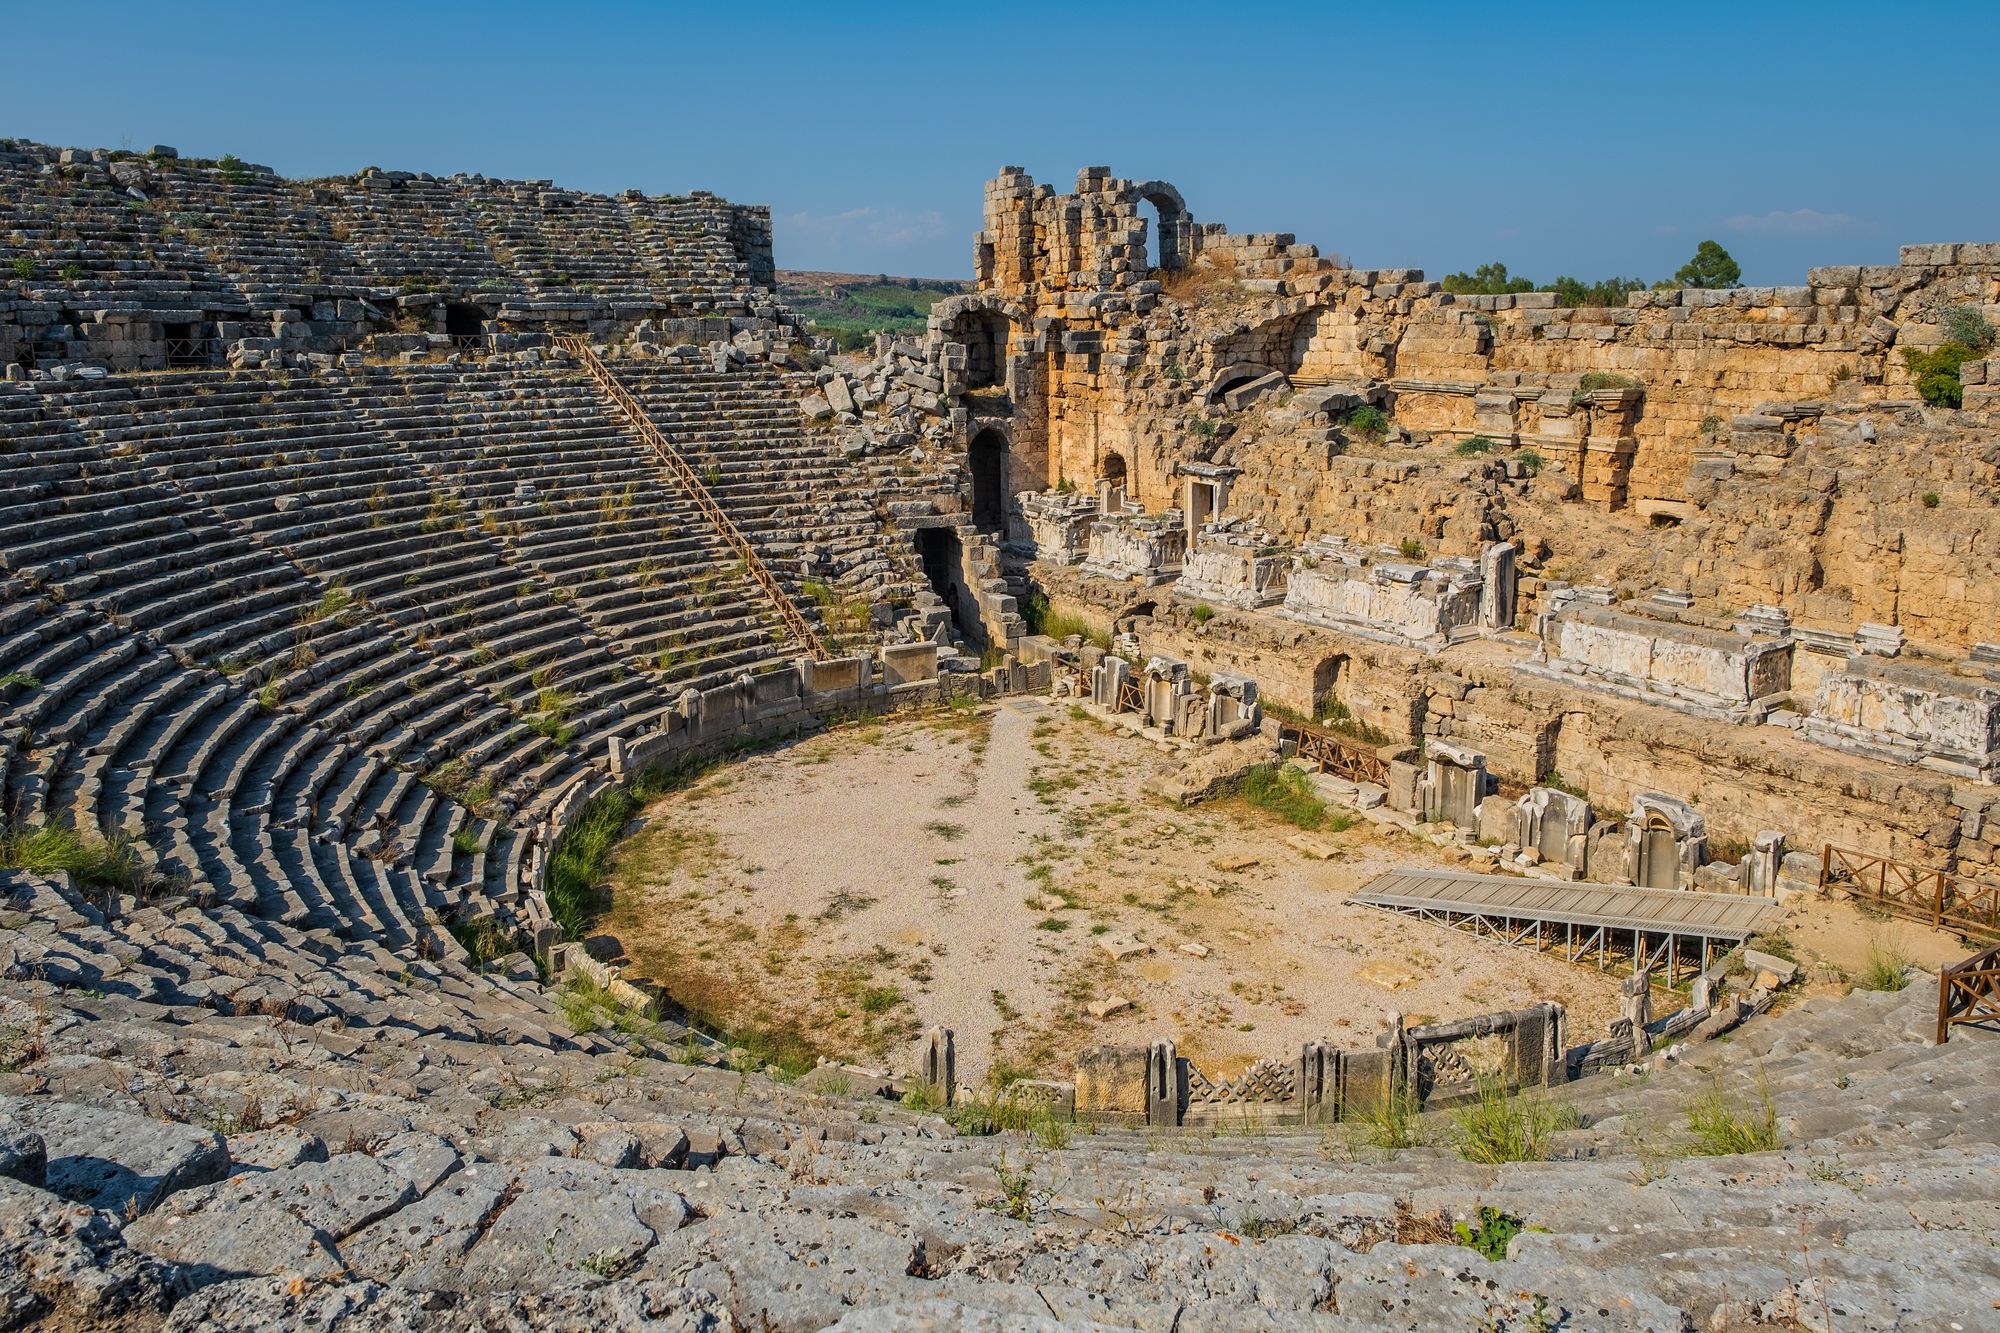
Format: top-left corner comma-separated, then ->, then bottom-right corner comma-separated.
444,303 -> 488,346
1129,180 -> 1191,272
1206,361 -> 1276,405
933,294 -> 1027,392
1311,652 -> 1350,721
969,426 -> 1009,533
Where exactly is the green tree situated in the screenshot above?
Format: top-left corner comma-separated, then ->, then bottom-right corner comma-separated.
1546,275 -> 1647,307
1673,240 -> 1742,290
1442,261 -> 1535,296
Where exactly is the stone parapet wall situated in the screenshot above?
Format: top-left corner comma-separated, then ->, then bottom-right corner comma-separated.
1038,570 -> 1975,867
0,138 -> 786,373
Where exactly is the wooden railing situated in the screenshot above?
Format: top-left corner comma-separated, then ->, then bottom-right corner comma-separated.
557,335 -> 829,661
1819,844 -> 2000,940
1278,718 -> 1390,785
1938,942 -> 2000,1044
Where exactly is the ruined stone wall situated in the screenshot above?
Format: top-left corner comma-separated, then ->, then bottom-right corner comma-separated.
960,166 -> 2000,653
1040,570 -> 1971,865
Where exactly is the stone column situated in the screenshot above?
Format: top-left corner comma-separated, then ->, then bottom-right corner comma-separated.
1478,542 -> 1517,631
1145,1040 -> 1180,1127
1621,972 -> 1654,1059
923,1027 -> 956,1106
1299,1041 -> 1339,1125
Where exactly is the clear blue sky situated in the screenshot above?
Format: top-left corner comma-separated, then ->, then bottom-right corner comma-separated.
6,2 -> 1992,284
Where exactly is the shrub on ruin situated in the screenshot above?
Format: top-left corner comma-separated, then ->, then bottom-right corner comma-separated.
9,257 -> 32,281
1341,405 -> 1388,442
1191,603 -> 1215,624
1921,491 -> 1941,509
1515,449 -> 1544,475
1940,303 -> 1997,352
1454,436 -> 1496,456
1397,537 -> 1427,561
1902,342 -> 1976,408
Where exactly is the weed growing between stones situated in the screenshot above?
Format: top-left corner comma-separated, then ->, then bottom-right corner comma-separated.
1857,935 -> 1912,991
1683,1077 -> 1780,1155
1452,1204 -> 1535,1260
1448,1077 -> 1580,1164
1234,763 -> 1333,831
1349,1087 -> 1427,1150
0,822 -> 142,891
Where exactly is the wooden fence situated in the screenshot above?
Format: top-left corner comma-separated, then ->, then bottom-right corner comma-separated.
1938,943 -> 2000,1044
1818,844 -> 2000,940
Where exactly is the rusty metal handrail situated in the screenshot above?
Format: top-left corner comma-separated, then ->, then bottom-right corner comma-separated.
1280,718 -> 1389,786
556,335 -> 829,661
1938,941 -> 2000,1044
1115,677 -> 1145,715
1819,844 -> 2000,940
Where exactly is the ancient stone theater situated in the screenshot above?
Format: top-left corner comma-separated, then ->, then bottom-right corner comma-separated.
0,140 -> 1996,1328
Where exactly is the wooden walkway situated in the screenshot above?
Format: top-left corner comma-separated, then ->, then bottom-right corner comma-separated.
1352,868 -> 1784,985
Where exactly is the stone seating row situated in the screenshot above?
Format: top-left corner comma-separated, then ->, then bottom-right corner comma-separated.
2,144 -> 767,313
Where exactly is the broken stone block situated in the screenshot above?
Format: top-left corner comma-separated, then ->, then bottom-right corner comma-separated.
1096,933 -> 1152,961
1286,833 -> 1339,859
1086,995 -> 1133,1019
1178,942 -> 1210,958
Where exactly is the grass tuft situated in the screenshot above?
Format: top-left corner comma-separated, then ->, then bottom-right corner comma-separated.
1447,1077 -> 1580,1164
1683,1078 -> 1780,1156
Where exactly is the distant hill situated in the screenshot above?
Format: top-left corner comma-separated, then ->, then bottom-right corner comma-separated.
777,270 -> 969,349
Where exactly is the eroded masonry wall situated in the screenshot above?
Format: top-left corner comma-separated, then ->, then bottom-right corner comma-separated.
951,166 -> 2000,652
1036,568 -> 1970,867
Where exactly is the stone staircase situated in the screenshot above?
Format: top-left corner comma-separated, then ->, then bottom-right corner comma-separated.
0,360 -> 856,964
0,872 -> 1992,1330
606,352 -> 934,650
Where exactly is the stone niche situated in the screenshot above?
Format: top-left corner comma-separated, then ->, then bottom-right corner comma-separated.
1514,787 -> 1593,876
1279,536 -> 1515,648
1080,510 -> 1188,585
1627,792 -> 1707,891
1018,489 -> 1099,564
1420,742 -> 1489,830
1802,655 -> 2000,782
1174,522 -> 1289,610
1528,601 -> 1793,721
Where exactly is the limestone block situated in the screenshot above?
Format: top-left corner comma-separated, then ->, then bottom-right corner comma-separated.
0,1094 -> 229,1216
1073,1045 -> 1151,1115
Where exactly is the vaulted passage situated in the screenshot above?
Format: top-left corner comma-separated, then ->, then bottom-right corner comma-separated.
970,428 -> 1008,533
915,525 -> 982,646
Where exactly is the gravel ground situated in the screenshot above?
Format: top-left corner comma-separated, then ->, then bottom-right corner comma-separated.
601,700 -> 1626,1084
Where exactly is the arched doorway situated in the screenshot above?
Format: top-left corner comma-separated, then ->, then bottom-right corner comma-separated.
969,429 -> 1008,533
1100,450 -> 1128,511
1134,182 -> 1188,273
445,303 -> 487,348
